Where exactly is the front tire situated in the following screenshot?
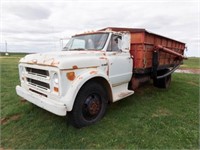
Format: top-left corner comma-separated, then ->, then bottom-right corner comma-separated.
69,81 -> 108,128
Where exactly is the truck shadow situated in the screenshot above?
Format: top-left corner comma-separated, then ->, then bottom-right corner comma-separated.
20,81 -> 169,130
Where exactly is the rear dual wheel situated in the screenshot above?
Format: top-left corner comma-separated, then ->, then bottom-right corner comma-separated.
153,69 -> 172,88
69,81 -> 108,128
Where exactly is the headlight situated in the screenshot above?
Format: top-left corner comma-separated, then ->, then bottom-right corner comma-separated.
52,73 -> 59,93
19,65 -> 25,81
19,65 -> 25,73
54,78 -> 59,84
53,73 -> 59,84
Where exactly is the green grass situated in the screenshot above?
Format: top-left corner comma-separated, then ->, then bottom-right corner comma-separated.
0,52 -> 30,57
1,56 -> 199,149
181,57 -> 200,69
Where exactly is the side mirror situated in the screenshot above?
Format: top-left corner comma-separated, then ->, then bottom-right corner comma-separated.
121,32 -> 131,52
118,38 -> 122,51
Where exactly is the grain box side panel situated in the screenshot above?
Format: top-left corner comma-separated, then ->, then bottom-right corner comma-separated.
130,44 -> 144,69
130,32 -> 146,69
130,30 -> 185,73
131,32 -> 145,44
144,32 -> 185,68
143,44 -> 154,68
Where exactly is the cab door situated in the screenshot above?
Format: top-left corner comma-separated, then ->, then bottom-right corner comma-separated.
106,33 -> 133,86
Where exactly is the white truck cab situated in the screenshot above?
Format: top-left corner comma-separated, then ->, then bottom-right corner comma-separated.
16,30 -> 134,128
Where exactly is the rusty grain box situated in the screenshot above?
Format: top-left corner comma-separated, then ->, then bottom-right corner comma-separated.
101,27 -> 186,74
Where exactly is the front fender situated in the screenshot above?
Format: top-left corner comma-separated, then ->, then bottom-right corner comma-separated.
61,69 -> 111,111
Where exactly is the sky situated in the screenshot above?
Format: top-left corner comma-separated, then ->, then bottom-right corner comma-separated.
0,0 -> 199,57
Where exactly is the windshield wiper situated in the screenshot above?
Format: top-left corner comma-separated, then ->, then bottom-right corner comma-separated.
70,48 -> 86,51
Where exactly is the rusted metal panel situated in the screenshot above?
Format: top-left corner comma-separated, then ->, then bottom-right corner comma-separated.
156,45 -> 186,59
130,31 -> 185,71
131,32 -> 145,43
99,27 -> 146,33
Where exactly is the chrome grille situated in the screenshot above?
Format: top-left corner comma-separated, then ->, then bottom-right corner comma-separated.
27,78 -> 50,90
26,67 -> 49,78
23,67 -> 51,94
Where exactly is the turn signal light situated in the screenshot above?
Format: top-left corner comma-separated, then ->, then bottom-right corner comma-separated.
54,87 -> 59,92
67,72 -> 75,81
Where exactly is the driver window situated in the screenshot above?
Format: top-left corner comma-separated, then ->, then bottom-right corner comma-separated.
71,39 -> 85,49
86,39 -> 95,49
107,35 -> 121,51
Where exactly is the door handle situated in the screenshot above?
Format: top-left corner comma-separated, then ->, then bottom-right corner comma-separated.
127,57 -> 133,59
127,55 -> 134,59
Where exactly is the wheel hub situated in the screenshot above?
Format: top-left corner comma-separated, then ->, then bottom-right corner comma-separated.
83,94 -> 102,120
88,99 -> 100,115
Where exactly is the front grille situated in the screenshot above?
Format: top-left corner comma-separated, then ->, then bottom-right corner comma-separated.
27,78 -> 50,90
22,66 -> 55,96
26,67 -> 49,77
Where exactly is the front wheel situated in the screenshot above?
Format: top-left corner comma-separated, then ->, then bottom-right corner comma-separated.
69,81 -> 108,128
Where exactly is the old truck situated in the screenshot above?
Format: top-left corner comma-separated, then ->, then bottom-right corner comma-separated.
16,27 -> 186,128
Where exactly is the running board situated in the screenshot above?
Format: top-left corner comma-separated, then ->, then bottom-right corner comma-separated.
112,83 -> 134,102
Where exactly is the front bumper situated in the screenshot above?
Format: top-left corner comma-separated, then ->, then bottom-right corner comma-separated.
16,85 -> 67,116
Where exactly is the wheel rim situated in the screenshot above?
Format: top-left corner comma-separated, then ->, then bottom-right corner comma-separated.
82,93 -> 102,121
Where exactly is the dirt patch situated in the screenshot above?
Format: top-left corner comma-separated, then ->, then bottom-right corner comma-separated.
187,81 -> 199,87
0,114 -> 21,125
20,98 -> 27,103
0,56 -> 21,59
0,147 -> 12,150
175,68 -> 200,74
152,108 -> 172,118
0,118 -> 9,125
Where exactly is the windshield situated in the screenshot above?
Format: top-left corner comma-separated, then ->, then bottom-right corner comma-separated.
63,33 -> 109,51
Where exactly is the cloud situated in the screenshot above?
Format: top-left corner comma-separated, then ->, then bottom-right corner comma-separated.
6,4 -> 51,20
1,1 -> 199,56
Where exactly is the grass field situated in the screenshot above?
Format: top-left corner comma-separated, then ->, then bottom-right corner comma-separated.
0,55 -> 199,149
181,57 -> 200,69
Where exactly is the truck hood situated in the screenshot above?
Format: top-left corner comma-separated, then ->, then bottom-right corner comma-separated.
20,51 -> 107,69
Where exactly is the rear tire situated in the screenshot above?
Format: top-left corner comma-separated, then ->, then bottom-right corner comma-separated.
69,81 -> 108,128
153,69 -> 172,88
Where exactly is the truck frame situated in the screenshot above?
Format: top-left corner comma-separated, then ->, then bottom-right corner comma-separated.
16,27 -> 186,128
